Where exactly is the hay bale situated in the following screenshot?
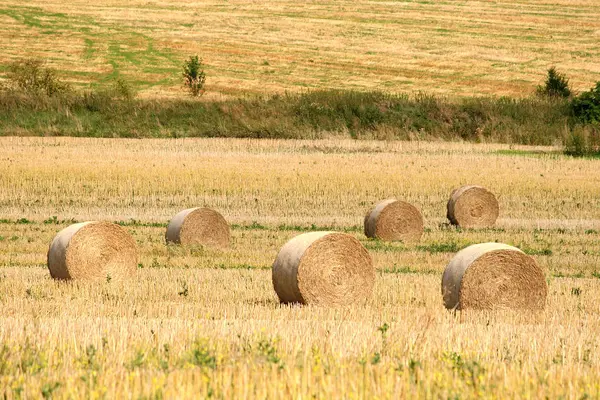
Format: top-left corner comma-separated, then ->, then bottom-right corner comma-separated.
47,221 -> 138,280
165,208 -> 230,247
441,243 -> 547,310
272,231 -> 374,306
364,199 -> 423,242
447,185 -> 499,228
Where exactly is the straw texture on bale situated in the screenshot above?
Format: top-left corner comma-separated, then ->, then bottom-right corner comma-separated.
47,221 -> 138,281
364,199 -> 423,242
447,185 -> 499,228
166,208 -> 230,247
441,243 -> 547,310
272,232 -> 374,306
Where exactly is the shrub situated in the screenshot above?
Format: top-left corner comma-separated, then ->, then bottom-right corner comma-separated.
80,78 -> 136,112
293,90 -> 391,133
109,77 -> 136,101
182,56 -> 206,97
537,67 -> 571,98
571,82 -> 600,124
81,89 -> 114,112
5,58 -> 71,97
564,125 -> 600,157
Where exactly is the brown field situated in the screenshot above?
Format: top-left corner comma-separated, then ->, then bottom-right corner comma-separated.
1,0 -> 600,98
1,137 -> 600,398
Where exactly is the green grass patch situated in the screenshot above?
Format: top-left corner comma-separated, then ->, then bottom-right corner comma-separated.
0,218 -> 35,225
114,219 -> 167,228
229,222 -> 362,232
518,244 -> 553,256
214,263 -> 269,270
380,265 -> 438,275
276,224 -> 361,233
364,240 -> 406,253
83,38 -> 96,60
416,241 -> 466,254
231,222 -> 269,231
494,149 -> 560,158
43,216 -> 78,225
564,151 -> 600,160
552,271 -> 586,278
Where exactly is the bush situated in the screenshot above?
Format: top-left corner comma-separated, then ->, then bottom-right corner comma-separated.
571,82 -> 600,124
564,125 -> 600,157
5,58 -> 71,97
182,56 -> 206,97
537,67 -> 571,98
294,90 -> 389,133
109,77 -> 136,101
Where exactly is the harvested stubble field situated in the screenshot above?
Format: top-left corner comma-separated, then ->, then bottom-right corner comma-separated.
1,0 -> 600,97
1,137 -> 600,398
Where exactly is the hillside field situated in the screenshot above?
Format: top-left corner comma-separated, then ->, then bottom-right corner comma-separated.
0,138 -> 600,398
1,0 -> 600,98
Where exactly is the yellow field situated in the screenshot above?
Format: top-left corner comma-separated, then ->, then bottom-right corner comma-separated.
1,138 -> 600,398
1,0 -> 600,98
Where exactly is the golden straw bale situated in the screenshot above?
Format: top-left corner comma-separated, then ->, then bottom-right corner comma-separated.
166,208 -> 230,248
272,232 -> 374,306
442,243 -> 547,310
364,199 -> 423,242
47,221 -> 138,281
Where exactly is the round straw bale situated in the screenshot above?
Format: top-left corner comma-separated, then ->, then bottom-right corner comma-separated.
47,221 -> 138,281
165,208 -> 230,247
364,199 -> 423,242
447,185 -> 499,228
441,243 -> 547,310
272,232 -> 374,306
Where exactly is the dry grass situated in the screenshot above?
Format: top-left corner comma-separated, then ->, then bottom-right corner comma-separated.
1,0 -> 599,98
1,137 -> 600,398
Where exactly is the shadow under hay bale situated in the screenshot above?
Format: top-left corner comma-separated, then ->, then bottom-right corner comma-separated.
47,221 -> 138,281
441,243 -> 547,311
272,231 -> 374,306
364,198 -> 423,242
447,185 -> 499,228
166,207 -> 230,248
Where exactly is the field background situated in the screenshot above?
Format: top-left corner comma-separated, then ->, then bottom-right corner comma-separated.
2,0 -> 600,397
1,138 -> 600,398
1,0 -> 600,98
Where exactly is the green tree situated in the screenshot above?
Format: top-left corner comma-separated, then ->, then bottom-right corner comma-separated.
571,82 -> 600,124
537,66 -> 571,98
182,56 -> 206,96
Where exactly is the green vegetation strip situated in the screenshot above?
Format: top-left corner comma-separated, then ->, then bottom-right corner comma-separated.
0,89 -> 582,145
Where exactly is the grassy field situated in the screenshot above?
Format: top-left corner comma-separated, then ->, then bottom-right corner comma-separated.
1,138 -> 600,398
1,0 -> 600,98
